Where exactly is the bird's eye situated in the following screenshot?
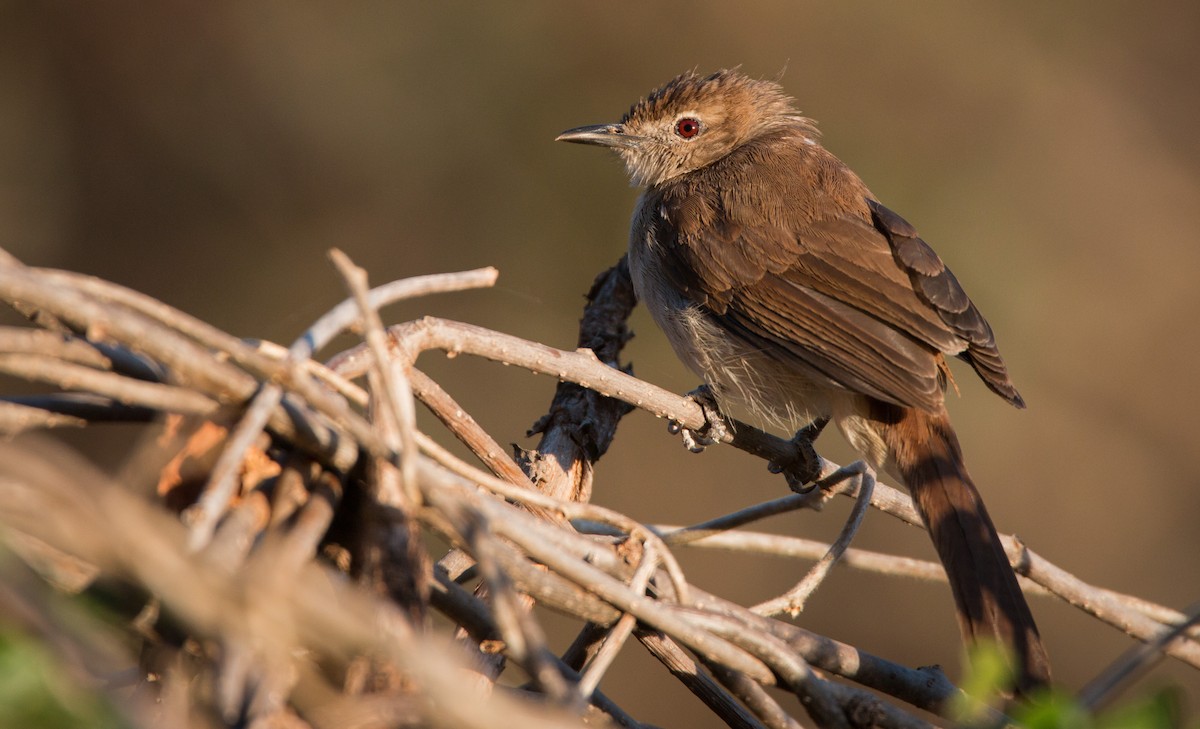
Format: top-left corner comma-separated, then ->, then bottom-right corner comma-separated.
675,118 -> 701,139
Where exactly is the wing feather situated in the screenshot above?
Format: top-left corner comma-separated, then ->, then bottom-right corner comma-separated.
647,137 -> 1024,410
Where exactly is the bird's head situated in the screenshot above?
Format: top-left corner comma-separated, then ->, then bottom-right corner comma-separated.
556,69 -> 816,188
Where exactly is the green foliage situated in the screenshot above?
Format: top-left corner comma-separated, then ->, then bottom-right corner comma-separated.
1015,688 -> 1184,729
0,627 -> 130,729
952,642 -> 1186,729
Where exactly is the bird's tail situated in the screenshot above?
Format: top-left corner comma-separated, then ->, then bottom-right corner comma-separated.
878,405 -> 1051,694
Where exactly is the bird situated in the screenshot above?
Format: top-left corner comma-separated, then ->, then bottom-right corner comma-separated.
556,69 -> 1051,692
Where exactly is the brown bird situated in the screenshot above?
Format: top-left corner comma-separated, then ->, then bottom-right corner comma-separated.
557,69 -> 1050,691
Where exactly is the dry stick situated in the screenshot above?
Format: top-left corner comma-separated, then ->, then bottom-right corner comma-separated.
346,350 -> 561,578
816,681 -> 937,729
1,443 -> 586,729
1016,542 -> 1200,669
1078,604 -> 1200,711
688,610 -> 852,729
661,493 -> 831,548
329,249 -> 437,633
404,367 -> 573,537
0,401 -> 87,434
0,354 -> 219,416
752,462 -> 876,617
688,585 -> 981,720
44,259 -> 492,531
31,265 -> 497,386
656,522 -> 1200,648
576,540 -> 660,699
364,316 -> 1200,665
323,347 -> 546,581
0,266 -> 357,475
274,469 -> 343,574
185,264 -> 498,548
432,515 -> 623,627
0,266 -> 259,401
0,327 -> 113,368
186,395 -> 283,550
458,512 -> 575,706
655,527 -> 975,587
358,316 -> 925,530
329,249 -> 417,502
702,659 -> 807,729
415,456 -> 678,624
413,442 -> 627,578
416,460 -> 773,683
635,630 -> 770,729
521,258 -> 638,505
428,575 -> 644,729
415,431 -> 691,606
425,522 -> 647,727
653,502 -> 1195,641
0,394 -> 156,425
408,368 -> 532,487
412,460 -> 631,630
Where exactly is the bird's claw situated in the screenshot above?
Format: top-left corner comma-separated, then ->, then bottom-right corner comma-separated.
767,417 -> 829,493
668,385 -> 729,453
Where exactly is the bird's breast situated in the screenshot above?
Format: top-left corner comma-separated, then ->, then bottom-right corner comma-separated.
628,193 -> 833,431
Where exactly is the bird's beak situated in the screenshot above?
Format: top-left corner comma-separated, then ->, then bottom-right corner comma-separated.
555,123 -> 640,149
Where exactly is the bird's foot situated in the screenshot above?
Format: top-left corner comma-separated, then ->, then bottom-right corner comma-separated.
768,417 -> 829,493
668,385 -> 729,453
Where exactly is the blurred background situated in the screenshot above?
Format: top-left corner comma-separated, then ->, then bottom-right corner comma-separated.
2,1 -> 1197,724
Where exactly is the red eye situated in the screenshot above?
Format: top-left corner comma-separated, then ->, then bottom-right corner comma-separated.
675,117 -> 701,139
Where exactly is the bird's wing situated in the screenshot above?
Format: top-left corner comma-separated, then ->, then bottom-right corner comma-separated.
652,159 -> 1022,410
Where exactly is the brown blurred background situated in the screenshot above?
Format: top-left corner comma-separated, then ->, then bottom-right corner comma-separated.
2,1 -> 1197,723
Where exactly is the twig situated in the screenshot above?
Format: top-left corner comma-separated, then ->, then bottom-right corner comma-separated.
636,629 -> 769,729
660,492 -> 820,547
751,461 -> 876,617
0,327 -> 112,367
413,430 -> 691,602
0,394 -> 156,424
0,401 -> 86,434
330,248 -> 418,503
457,508 -> 574,705
0,353 -> 218,416
1078,603 -> 1200,710
1018,542 -> 1200,668
185,263 -> 497,549
688,586 -> 963,718
408,368 -> 531,487
416,460 -> 771,682
577,539 -> 660,699
0,439 -> 586,729
704,660 -> 806,729
429,573 -> 644,727
680,610 -> 849,729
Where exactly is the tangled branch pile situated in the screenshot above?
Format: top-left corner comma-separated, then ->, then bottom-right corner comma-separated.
0,248 -> 1195,728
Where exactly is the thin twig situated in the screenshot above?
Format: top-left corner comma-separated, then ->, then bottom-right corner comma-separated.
751,461 -> 876,617
0,401 -> 87,434
680,610 -> 849,729
1078,604 -> 1200,710
458,509 -> 574,705
329,248 -> 418,503
704,660 -> 806,729
0,354 -> 218,416
636,629 -> 769,729
577,540 -> 660,698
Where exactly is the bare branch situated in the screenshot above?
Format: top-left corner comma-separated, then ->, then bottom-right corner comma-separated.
1,251 -> 1194,729
751,461 -> 876,617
